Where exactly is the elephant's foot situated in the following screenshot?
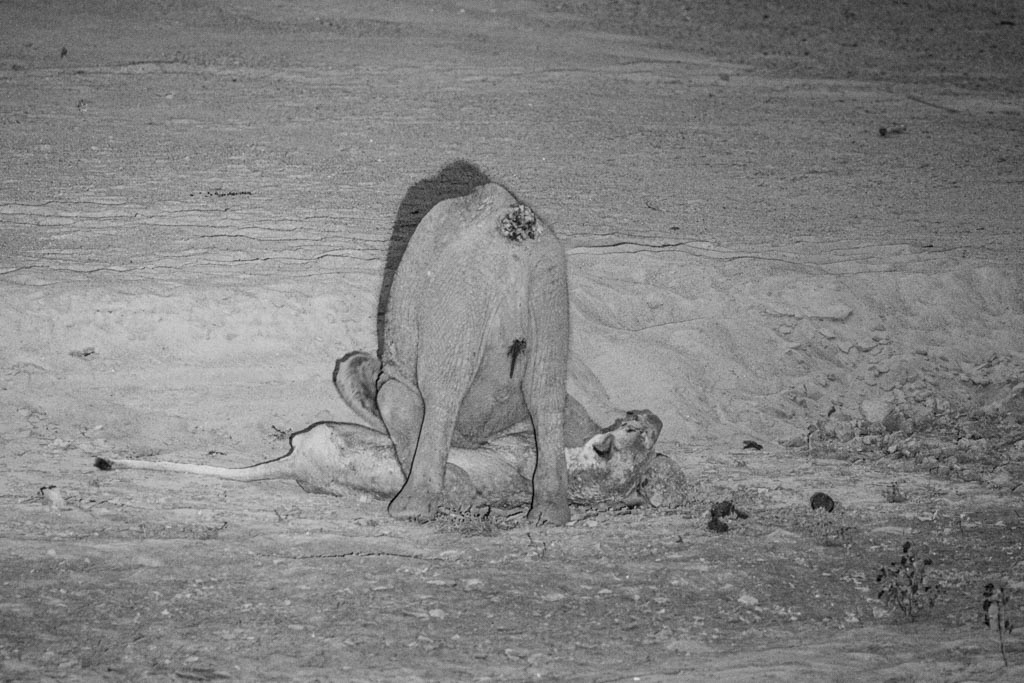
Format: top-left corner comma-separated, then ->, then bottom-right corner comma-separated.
388,486 -> 441,522
527,498 -> 571,526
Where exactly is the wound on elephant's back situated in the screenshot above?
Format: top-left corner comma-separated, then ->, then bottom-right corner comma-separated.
498,204 -> 541,241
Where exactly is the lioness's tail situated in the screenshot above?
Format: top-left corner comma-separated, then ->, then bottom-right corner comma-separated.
94,453 -> 294,482
333,351 -> 387,433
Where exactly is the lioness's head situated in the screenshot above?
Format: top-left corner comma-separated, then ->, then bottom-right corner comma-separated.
566,409 -> 662,504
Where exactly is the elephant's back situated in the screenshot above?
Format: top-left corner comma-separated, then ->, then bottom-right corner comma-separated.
401,182 -> 561,268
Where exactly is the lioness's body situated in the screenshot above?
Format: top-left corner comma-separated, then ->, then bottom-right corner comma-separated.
96,351 -> 676,510
96,410 -> 666,509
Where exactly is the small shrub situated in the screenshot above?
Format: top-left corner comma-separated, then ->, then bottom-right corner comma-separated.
876,541 -> 940,621
982,582 -> 1015,667
883,481 -> 908,503
435,505 -> 517,536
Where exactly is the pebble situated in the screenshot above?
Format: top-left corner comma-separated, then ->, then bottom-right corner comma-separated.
859,398 -> 892,423
807,304 -> 853,321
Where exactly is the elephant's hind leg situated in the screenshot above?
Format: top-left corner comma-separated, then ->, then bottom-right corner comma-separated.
376,373 -> 423,477
382,345 -> 481,521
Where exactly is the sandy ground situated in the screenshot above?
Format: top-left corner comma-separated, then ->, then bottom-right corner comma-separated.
1,1 -> 1023,680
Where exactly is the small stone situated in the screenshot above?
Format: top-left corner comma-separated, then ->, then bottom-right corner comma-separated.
834,422 -> 855,442
881,411 -> 902,434
810,492 -> 835,512
860,398 -> 892,423
707,517 -> 729,533
807,305 -> 853,322
988,470 -> 1013,488
40,486 -> 67,512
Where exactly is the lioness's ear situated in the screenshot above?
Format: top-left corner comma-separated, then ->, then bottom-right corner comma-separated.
587,432 -> 615,459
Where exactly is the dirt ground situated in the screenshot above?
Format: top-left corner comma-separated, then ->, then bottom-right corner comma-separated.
2,1 -> 1023,680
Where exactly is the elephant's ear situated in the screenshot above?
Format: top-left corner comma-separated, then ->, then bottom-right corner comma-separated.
333,351 -> 386,433
585,432 -> 616,459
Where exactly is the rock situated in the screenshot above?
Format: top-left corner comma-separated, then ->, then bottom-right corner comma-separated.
860,398 -> 892,424
807,304 -> 853,321
988,469 -> 1013,489
834,421 -> 856,442
810,492 -> 835,512
40,485 -> 68,512
781,434 -> 809,448
881,410 -> 902,434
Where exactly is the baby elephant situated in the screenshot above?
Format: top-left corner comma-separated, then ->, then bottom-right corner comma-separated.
378,183 -> 570,524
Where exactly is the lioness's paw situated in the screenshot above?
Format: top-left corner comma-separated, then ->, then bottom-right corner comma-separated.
527,500 -> 571,526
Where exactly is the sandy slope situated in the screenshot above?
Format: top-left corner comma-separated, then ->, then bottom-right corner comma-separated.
1,1 -> 1023,680
2,1 -> 1020,448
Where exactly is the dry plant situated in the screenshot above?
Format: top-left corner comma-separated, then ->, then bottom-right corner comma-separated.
876,541 -> 940,621
982,582 -> 1015,667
